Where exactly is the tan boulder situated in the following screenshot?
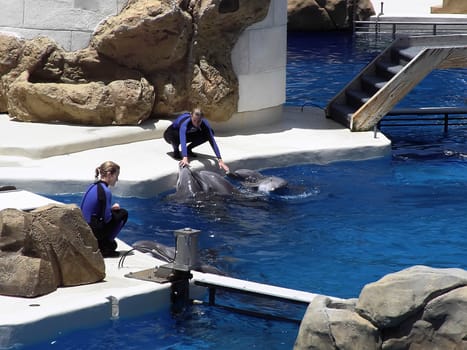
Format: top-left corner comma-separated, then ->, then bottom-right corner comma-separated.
296,266 -> 467,349
91,0 -> 192,73
0,205 -> 105,298
0,34 -> 24,76
294,296 -> 381,350
0,207 -> 31,252
432,0 -> 467,14
7,71 -> 154,125
0,254 -> 56,298
288,0 -> 375,32
0,35 -> 58,112
355,265 -> 467,329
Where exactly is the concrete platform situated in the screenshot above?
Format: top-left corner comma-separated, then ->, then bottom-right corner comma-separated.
0,238 -> 173,348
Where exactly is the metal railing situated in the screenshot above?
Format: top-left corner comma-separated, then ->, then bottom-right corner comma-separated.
377,107 -> 467,132
354,20 -> 467,39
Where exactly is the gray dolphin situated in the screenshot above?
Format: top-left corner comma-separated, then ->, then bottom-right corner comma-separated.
230,169 -> 288,192
196,170 -> 239,195
132,240 -> 175,262
172,166 -> 238,199
174,166 -> 204,198
132,240 -> 224,275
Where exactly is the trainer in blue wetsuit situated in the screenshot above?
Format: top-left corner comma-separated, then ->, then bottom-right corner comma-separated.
80,161 -> 128,258
163,107 -> 230,172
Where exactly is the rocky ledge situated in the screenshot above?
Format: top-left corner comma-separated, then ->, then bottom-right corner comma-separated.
295,265 -> 467,349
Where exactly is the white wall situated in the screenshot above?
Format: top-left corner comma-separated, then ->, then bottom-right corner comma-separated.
0,0 -> 127,51
0,0 -> 287,130
369,0 -> 443,15
220,0 -> 287,132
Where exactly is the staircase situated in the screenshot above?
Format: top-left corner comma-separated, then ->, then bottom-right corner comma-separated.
326,35 -> 467,131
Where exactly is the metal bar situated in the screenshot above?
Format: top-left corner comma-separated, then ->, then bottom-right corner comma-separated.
195,300 -> 303,324
194,281 -> 312,306
385,117 -> 459,121
355,20 -> 467,26
387,107 -> 467,116
208,287 -> 216,305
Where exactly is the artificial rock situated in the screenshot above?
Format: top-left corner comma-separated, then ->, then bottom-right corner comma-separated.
287,0 -> 375,32
0,0 -> 271,125
295,266 -> 467,350
0,205 -> 105,298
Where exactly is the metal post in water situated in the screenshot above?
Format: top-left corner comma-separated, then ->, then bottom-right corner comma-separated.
171,228 -> 200,314
173,227 -> 200,271
380,1 -> 384,15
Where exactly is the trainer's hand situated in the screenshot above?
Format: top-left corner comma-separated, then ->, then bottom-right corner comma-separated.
179,157 -> 190,168
218,159 -> 229,173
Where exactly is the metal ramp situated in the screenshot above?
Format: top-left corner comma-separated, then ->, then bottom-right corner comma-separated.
326,34 -> 467,131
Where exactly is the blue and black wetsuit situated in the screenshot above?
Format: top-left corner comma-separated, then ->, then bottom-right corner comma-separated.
80,181 -> 128,254
163,113 -> 222,158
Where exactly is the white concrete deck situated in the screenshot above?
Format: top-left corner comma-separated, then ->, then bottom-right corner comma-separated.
369,0 -> 467,21
0,239 -> 173,348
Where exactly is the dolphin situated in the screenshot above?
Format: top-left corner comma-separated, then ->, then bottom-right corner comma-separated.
132,240 -> 224,275
196,170 -> 239,195
173,166 -> 204,199
229,169 -> 288,192
132,240 -> 175,262
172,166 -> 238,199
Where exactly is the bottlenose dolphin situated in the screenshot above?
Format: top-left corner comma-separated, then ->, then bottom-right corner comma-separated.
172,166 -> 239,199
174,166 -> 204,199
230,169 -> 288,192
197,170 -> 238,195
132,240 -> 224,275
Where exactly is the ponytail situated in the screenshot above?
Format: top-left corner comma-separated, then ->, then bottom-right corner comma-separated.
96,161 -> 120,180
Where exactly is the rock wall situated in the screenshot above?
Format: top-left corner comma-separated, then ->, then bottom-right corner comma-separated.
0,0 -> 286,130
432,0 -> 467,14
295,266 -> 467,349
288,0 -> 375,32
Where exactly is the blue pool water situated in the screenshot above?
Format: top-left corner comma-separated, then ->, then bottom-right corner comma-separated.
33,32 -> 467,349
